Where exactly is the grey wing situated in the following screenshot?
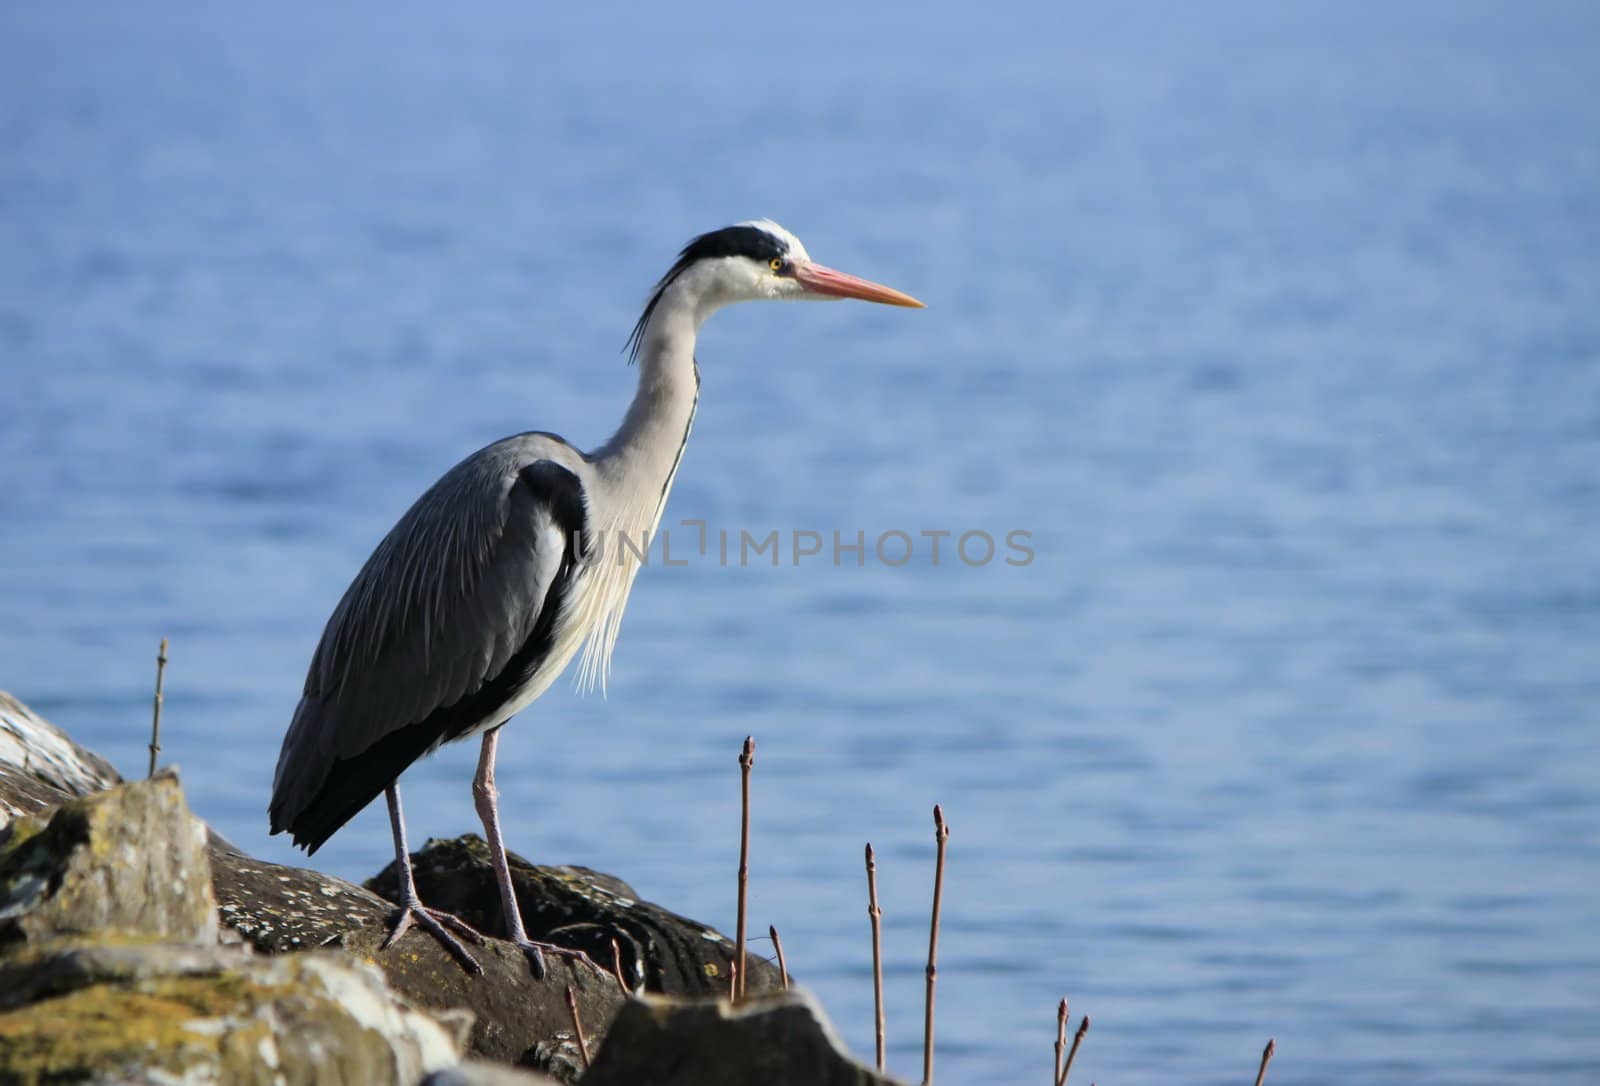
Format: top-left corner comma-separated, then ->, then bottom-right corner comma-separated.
269,440 -> 587,851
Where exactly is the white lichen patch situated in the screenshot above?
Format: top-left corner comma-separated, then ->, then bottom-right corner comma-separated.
256,1033 -> 280,1070
0,691 -> 120,798
297,955 -> 458,1075
0,872 -> 47,919
179,1019 -> 228,1038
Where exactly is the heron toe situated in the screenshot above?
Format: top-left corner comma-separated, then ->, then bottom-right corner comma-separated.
521,941 -> 546,980
384,901 -> 484,976
513,938 -> 606,981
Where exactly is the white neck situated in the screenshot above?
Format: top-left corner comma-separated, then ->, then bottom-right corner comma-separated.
573,266 -> 728,693
592,263 -> 733,483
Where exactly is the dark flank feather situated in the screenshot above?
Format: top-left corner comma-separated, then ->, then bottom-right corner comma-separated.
270,449 -> 587,853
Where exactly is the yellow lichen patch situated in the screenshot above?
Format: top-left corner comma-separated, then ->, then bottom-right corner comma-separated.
0,809 -> 49,857
0,931 -> 175,976
0,955 -> 458,1085
213,1014 -> 280,1082
0,979 -> 233,1081
0,971 -> 313,1083
48,930 -> 173,950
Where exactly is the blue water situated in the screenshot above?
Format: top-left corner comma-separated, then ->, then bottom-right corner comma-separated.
3,4 -> 1598,1082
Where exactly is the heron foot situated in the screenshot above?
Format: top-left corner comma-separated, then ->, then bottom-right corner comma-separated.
511,937 -> 605,981
426,907 -> 487,943
383,901 -> 485,975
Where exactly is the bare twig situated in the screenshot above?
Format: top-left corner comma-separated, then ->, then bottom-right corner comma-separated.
735,736 -> 755,1001
769,924 -> 789,989
866,842 -> 886,1073
728,959 -> 738,1001
1058,1015 -> 1089,1086
564,985 -> 590,1069
148,637 -> 168,778
1254,1038 -> 1276,1086
1054,998 -> 1068,1085
609,936 -> 629,994
923,804 -> 950,1086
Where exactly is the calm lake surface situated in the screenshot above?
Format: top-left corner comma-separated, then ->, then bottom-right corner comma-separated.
3,4 -> 1597,1082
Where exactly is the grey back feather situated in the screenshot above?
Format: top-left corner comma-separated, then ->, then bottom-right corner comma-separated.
270,433 -> 586,828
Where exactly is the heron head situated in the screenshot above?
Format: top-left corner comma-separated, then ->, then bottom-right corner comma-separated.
627,219 -> 923,360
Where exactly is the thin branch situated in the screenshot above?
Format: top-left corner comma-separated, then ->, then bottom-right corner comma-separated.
1054,998 -> 1068,1085
610,936 -> 629,994
1253,1038 -> 1276,1086
866,842 -> 886,1074
735,735 -> 755,1001
1058,1015 -> 1089,1086
148,637 -> 168,778
564,985 -> 590,1069
923,804 -> 950,1086
769,924 -> 789,989
728,959 -> 738,1001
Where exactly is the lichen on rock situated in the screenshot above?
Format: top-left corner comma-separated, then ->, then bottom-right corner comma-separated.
0,691 -> 122,828
0,690 -> 909,1086
580,989 -> 901,1086
0,943 -> 459,1085
0,770 -> 216,947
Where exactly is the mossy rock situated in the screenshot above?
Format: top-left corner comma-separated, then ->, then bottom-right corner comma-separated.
0,772 -> 215,947
580,990 -> 904,1086
0,946 -> 459,1085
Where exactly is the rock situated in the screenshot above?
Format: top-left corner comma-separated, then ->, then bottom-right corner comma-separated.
0,690 -> 122,828
0,770 -> 216,946
212,833 -> 787,1080
0,756 -> 465,1086
423,1060 -> 563,1085
0,691 -> 883,1086
367,834 -> 786,998
0,941 -> 231,1012
211,835 -> 626,1079
579,989 -> 905,1086
0,940 -> 460,1085
209,831 -> 396,952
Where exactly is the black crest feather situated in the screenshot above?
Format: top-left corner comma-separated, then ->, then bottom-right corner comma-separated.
625,224 -> 790,363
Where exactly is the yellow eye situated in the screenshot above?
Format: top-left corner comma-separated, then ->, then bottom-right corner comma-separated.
769,257 -> 783,272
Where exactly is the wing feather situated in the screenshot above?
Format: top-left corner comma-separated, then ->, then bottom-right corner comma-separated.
269,438 -> 587,847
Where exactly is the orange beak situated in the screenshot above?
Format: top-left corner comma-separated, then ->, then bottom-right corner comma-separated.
791,261 -> 926,308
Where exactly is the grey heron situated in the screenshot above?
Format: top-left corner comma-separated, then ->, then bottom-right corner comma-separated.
268,220 -> 923,976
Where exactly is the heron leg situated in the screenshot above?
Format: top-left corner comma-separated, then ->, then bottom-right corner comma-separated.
473,728 -> 602,980
383,782 -> 484,975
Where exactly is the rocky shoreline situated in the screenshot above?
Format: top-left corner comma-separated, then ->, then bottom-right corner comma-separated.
0,690 -> 899,1085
